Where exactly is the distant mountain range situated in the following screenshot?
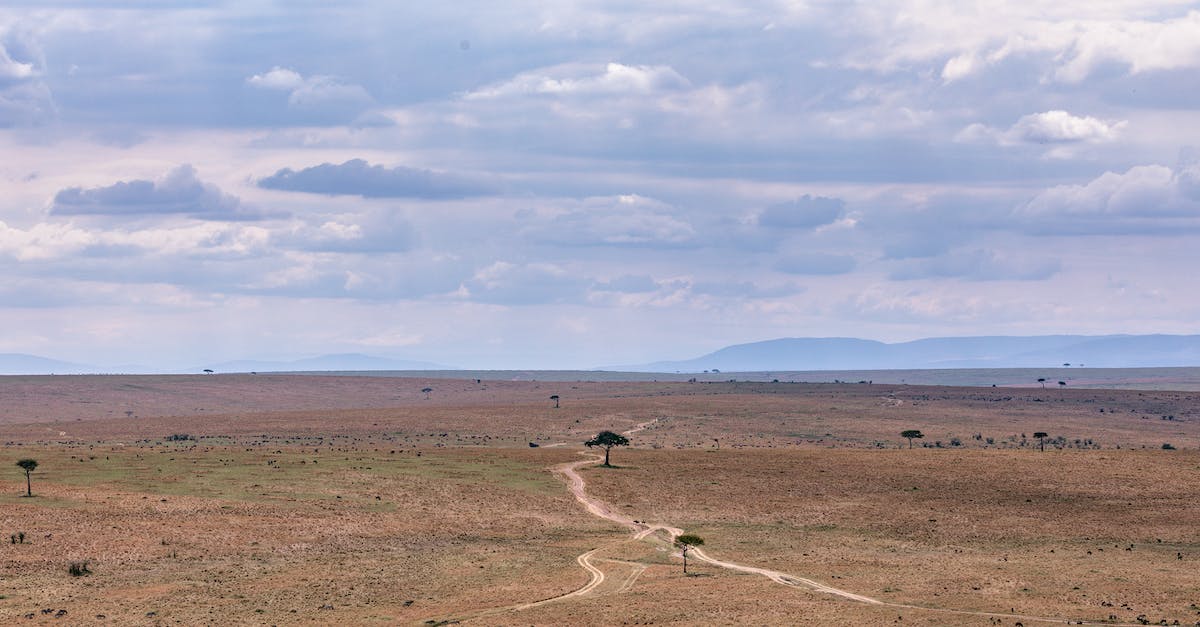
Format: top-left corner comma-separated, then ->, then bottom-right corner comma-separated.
0,352 -> 449,375
4,335 -> 1200,376
620,334 -> 1200,372
201,353 -> 450,373
0,353 -> 95,375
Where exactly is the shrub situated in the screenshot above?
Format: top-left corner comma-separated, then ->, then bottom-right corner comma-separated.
1162,443 -> 1176,450
68,561 -> 91,577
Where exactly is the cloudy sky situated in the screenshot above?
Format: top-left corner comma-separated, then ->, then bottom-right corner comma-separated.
1,1 -> 1199,369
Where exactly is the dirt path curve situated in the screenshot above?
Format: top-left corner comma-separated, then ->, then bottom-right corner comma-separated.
547,418 -> 1147,627
432,417 -> 1146,626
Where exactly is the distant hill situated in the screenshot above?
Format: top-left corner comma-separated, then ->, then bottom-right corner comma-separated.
0,353 -> 95,375
201,353 -> 452,374
622,335 -> 1200,372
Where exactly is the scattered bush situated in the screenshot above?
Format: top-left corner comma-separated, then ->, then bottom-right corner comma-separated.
68,561 -> 91,577
1162,443 -> 1176,450
165,434 -> 194,442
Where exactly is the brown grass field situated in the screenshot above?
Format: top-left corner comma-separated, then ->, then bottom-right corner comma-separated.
2,374 -> 1199,625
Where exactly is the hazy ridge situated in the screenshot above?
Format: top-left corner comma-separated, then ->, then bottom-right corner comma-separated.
625,334 -> 1200,372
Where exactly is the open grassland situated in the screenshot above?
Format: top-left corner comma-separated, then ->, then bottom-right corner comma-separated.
2,375 -> 1200,625
0,445 -> 616,624
583,448 -> 1200,625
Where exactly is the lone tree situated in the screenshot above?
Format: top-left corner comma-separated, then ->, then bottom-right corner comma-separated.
676,533 -> 705,574
585,430 -> 630,467
550,394 -> 560,408
901,429 -> 925,449
1037,378 -> 1046,389
421,387 -> 432,400
1033,431 -> 1049,452
15,459 -> 37,497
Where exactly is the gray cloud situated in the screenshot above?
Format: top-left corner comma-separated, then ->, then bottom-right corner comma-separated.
257,159 -> 494,199
274,209 -> 417,254
889,249 -> 1060,281
592,274 -> 659,293
246,66 -> 373,117
690,280 -> 804,299
51,165 -> 272,221
758,195 -> 845,229
0,31 -> 55,127
774,252 -> 857,275
520,194 -> 696,248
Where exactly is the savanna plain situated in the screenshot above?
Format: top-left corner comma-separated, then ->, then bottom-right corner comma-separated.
2,374 -> 1199,625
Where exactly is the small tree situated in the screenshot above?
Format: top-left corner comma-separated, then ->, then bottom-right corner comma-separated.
16,459 -> 37,497
550,394 -> 560,408
421,387 -> 432,400
676,534 -> 704,574
585,431 -> 630,467
1033,431 -> 1049,452
901,430 -> 924,449
1037,378 -> 1046,389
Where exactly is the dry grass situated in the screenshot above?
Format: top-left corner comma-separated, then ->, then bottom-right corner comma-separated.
2,375 -> 1200,625
584,448 -> 1200,624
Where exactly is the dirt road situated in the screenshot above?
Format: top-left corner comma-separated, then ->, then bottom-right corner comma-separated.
430,417 -> 1147,625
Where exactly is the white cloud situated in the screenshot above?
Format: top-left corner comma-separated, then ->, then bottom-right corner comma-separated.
957,110 -> 1126,147
843,4 -> 1200,84
1018,163 -> 1199,225
0,30 -> 53,126
246,66 -> 303,90
521,194 -> 696,247
0,218 -> 272,263
1010,110 -> 1125,143
462,261 -> 591,305
464,62 -> 690,100
0,42 -> 34,79
246,66 -> 372,114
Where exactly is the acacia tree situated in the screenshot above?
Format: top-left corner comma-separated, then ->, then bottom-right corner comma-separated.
901,429 -> 924,449
550,394 -> 560,408
1033,431 -> 1049,452
585,430 -> 630,467
1037,378 -> 1046,389
421,387 -> 432,400
676,534 -> 705,574
15,459 -> 37,497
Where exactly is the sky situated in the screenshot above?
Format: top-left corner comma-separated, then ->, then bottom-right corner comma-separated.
1,1 -> 1199,369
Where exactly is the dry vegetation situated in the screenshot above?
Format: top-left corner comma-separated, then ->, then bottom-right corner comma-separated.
3,374 -> 1199,625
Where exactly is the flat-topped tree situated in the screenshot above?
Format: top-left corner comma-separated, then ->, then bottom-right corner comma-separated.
676,534 -> 704,574
16,459 -> 37,497
901,429 -> 924,449
550,394 -> 560,408
1033,431 -> 1049,452
585,430 -> 629,467
421,387 -> 432,400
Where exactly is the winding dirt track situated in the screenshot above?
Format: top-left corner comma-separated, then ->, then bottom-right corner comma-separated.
434,418 -> 1146,625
